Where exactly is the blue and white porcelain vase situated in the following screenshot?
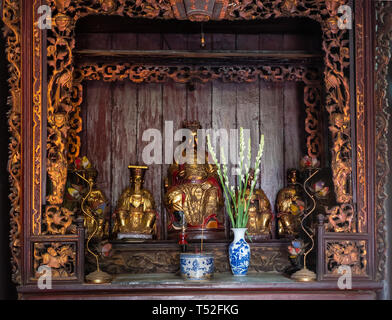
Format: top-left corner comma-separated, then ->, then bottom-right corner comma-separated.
229,228 -> 250,276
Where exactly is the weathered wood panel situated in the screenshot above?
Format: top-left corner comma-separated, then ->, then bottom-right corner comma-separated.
188,32 -> 213,50
259,34 -> 283,51
76,32 -> 318,52
111,82 -> 138,210
162,82 -> 187,238
259,81 -> 284,217
84,81 -> 112,201
137,83 -> 163,238
284,82 -> 305,171
76,33 -> 112,49
137,33 -> 162,50
110,33 -> 137,50
211,82 -> 237,185
237,81 -> 260,180
237,34 -> 259,51
162,33 -> 188,50
211,34 -> 237,188
186,82 -> 212,130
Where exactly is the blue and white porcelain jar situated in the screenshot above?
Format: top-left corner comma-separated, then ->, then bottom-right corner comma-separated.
180,253 -> 214,281
229,228 -> 250,276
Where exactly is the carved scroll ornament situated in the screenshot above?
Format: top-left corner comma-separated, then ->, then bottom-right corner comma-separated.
33,242 -> 76,279
2,0 -> 22,285
374,1 -> 392,281
326,240 -> 367,276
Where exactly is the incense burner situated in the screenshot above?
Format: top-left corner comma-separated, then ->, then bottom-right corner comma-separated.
180,253 -> 214,281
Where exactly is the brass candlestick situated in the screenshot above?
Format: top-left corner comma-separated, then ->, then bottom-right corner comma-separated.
291,169 -> 320,282
76,172 -> 112,284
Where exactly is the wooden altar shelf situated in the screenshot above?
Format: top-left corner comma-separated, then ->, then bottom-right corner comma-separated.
86,240 -> 293,276
17,273 -> 383,300
74,49 -> 323,65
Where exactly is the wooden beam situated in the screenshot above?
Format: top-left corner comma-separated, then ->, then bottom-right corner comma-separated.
75,49 -> 323,65
75,49 -> 321,59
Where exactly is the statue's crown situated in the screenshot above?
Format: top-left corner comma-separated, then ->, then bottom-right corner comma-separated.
128,165 -> 148,177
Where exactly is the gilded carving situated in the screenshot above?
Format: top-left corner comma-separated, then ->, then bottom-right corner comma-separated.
354,1 -> 367,234
326,241 -> 367,276
33,242 -> 76,279
43,205 -> 76,235
46,112 -> 69,205
76,63 -> 320,84
325,203 -> 355,233
3,0 -> 22,285
32,0 -> 43,235
304,85 -> 322,159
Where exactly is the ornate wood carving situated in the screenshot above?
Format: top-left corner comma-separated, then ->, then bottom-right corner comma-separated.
76,63 -> 320,84
170,0 -> 229,21
354,0 -> 367,234
42,205 -> 76,235
32,0 -> 44,235
375,0 -> 392,281
325,203 -> 355,233
2,0 -> 22,285
326,240 -> 367,276
87,244 -> 289,274
304,85 -> 322,159
33,242 -> 77,279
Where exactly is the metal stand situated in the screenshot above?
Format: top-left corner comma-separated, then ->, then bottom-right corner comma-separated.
291,169 -> 320,282
76,172 -> 112,284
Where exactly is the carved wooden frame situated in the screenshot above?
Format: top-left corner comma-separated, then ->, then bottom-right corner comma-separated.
374,0 -> 391,281
2,0 -> 388,285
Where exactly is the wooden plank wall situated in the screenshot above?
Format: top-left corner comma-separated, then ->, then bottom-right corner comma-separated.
77,32 -> 311,239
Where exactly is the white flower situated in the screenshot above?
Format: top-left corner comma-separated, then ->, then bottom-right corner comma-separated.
244,163 -> 249,175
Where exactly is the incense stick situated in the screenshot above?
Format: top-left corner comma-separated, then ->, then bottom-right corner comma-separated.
201,224 -> 204,253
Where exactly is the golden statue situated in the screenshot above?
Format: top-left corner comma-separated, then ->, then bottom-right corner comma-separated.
82,168 -> 110,241
164,121 -> 224,239
276,169 -> 305,238
239,169 -> 272,239
112,165 -> 157,239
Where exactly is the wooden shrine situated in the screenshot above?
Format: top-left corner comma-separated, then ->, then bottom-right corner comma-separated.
1,0 -> 391,299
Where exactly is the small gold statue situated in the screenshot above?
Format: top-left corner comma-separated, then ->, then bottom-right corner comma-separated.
164,121 -> 224,237
112,165 -> 157,239
276,169 -> 305,238
240,169 -> 272,239
83,168 -> 110,241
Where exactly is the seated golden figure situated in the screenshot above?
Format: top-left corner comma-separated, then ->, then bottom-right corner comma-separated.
112,165 -> 157,239
164,121 -> 224,239
239,169 -> 272,239
276,169 -> 305,238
